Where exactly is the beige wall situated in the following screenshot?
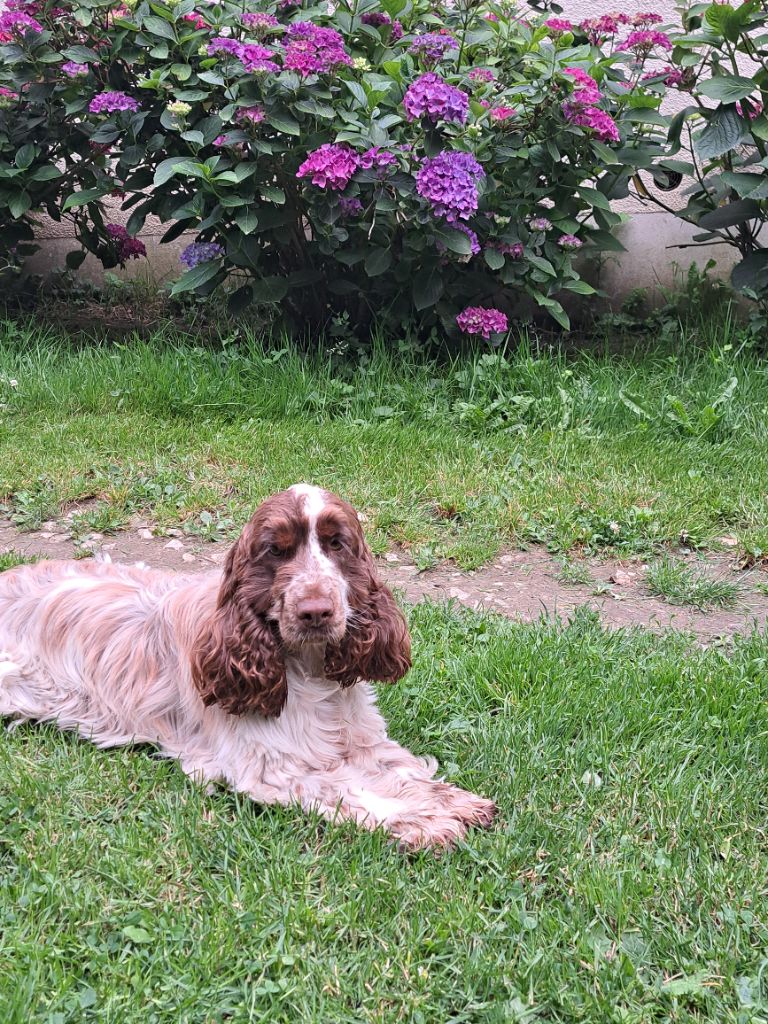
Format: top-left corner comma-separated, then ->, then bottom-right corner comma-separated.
26,0 -> 740,303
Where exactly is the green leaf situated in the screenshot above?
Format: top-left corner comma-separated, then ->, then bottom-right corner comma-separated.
576,186 -> 612,211
695,107 -> 746,160
123,926 -> 152,944
720,171 -> 764,197
261,186 -> 285,205
564,280 -> 597,295
252,276 -> 289,303
620,107 -> 669,128
171,63 -> 192,80
698,75 -> 757,103
266,114 -> 300,136
170,259 -> 222,295
142,14 -> 176,39
661,971 -> 710,998
153,158 -> 200,186
705,2 -> 745,41
234,209 -> 258,235
412,267 -> 443,310
65,249 -> 87,270
345,81 -> 368,107
62,188 -> 107,210
731,250 -> 768,292
585,229 -> 627,253
484,248 -> 505,270
435,227 -> 472,256
8,192 -> 31,219
698,198 -> 760,229
14,144 -> 35,170
62,44 -> 99,63
364,247 -> 392,276
30,165 -> 61,182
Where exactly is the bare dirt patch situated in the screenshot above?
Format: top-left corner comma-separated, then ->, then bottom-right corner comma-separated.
2,518 -> 767,641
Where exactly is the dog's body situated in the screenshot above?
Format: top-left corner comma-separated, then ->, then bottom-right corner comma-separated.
0,485 -> 495,848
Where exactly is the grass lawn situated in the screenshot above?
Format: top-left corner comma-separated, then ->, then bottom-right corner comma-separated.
1,315 -> 767,566
1,603 -> 767,1023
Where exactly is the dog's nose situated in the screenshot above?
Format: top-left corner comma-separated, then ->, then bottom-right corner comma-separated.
296,597 -> 334,627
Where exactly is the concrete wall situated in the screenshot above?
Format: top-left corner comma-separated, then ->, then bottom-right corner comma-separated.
26,0 -> 741,302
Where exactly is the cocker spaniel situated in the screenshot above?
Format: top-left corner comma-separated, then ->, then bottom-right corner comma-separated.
0,485 -> 496,849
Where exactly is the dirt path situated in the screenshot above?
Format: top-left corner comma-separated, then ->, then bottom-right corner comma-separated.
2,518 -> 767,641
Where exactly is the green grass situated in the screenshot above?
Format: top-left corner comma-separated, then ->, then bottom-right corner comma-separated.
555,557 -> 593,587
646,558 -> 741,610
0,550 -> 35,572
2,602 -> 768,1023
1,315 -> 768,565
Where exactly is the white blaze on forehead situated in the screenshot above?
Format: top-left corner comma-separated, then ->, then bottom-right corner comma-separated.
289,483 -> 334,574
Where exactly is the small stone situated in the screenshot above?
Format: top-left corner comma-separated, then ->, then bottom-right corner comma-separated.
398,565 -> 417,574
164,539 -> 184,550
88,532 -> 104,541
384,553 -> 399,563
50,534 -> 69,544
42,521 -> 58,531
138,528 -> 154,541
165,528 -> 183,538
38,531 -> 53,540
182,552 -> 196,563
717,535 -> 738,548
499,555 -> 515,565
448,587 -> 470,601
102,543 -> 116,551
609,569 -> 633,586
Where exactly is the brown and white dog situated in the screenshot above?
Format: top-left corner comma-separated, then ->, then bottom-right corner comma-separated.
0,484 -> 496,849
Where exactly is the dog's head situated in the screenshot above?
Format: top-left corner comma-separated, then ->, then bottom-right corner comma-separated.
191,484 -> 411,716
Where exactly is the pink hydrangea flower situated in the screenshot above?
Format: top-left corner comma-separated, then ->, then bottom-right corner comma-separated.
563,67 -> 601,106
183,11 -> 206,29
409,32 -> 457,65
456,306 -> 508,338
283,22 -> 351,76
237,105 -> 266,125
360,147 -> 397,170
617,30 -> 672,54
106,223 -> 147,263
469,68 -> 495,84
736,97 -> 763,120
490,105 -> 516,122
404,72 -> 469,124
296,143 -> 360,190
0,86 -> 19,108
579,13 -> 629,44
88,91 -> 140,114
208,38 -> 279,72
544,18 -> 574,33
565,105 -> 620,142
0,10 -> 43,39
490,241 -> 524,258
242,12 -> 280,34
558,234 -> 582,250
631,12 -> 664,26
529,216 -> 551,231
641,65 -> 683,87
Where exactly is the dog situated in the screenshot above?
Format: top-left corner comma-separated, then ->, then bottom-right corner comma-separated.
0,484 -> 496,849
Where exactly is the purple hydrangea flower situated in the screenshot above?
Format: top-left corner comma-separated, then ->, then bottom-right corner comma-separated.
529,216 -> 551,231
468,68 -> 495,84
360,147 -> 397,171
208,37 -> 279,72
283,22 -> 351,76
242,11 -> 280,34
456,306 -> 508,339
416,150 -> 484,223
207,37 -> 242,57
558,234 -> 583,250
409,32 -> 457,65
491,241 -> 524,259
0,10 -> 43,37
106,223 -> 147,263
237,105 -> 266,125
88,91 -> 140,114
404,73 -> 468,124
339,196 -> 363,217
180,242 -> 225,269
361,12 -> 391,28
62,61 -> 88,77
632,11 -> 664,26
391,20 -> 403,41
296,143 -> 360,190
562,67 -> 601,106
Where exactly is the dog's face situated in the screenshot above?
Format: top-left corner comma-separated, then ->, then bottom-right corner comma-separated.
191,485 -> 411,717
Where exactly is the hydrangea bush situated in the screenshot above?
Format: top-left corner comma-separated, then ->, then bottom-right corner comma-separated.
0,0 -> 680,333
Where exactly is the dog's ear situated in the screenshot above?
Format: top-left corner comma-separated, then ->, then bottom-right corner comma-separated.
325,553 -> 411,688
191,523 -> 287,717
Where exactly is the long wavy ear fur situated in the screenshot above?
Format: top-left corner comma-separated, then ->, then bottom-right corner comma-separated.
324,555 -> 411,689
191,527 -> 287,717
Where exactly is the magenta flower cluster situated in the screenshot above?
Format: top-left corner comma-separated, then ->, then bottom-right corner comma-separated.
562,67 -> 600,106
62,60 -> 88,77
617,30 -> 672,54
641,65 -> 683,87
360,147 -> 397,171
237,105 -> 266,125
106,224 -> 146,263
283,22 -> 351,76
456,307 -> 508,339
416,150 -> 484,224
469,68 -> 495,84
566,105 -> 620,142
490,106 -> 516,123
88,91 -> 139,114
361,12 -> 390,27
241,12 -> 280,34
208,38 -> 278,72
409,32 -> 456,65
180,242 -> 224,269
491,241 -> 524,259
544,18 -> 574,33
296,143 -> 360,190
0,10 -> 43,37
578,13 -> 629,44
404,73 -> 468,125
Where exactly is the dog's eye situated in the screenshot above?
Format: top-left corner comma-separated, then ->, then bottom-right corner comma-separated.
327,536 -> 343,551
268,544 -> 287,557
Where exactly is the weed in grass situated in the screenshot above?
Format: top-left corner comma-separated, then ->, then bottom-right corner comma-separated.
69,501 -> 130,538
183,509 -> 237,542
0,549 -> 36,571
646,557 -> 740,609
556,558 -> 592,587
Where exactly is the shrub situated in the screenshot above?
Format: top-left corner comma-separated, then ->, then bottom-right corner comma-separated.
0,0 -> 675,334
